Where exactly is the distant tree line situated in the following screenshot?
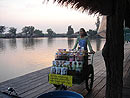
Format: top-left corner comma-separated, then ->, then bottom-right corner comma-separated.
0,25 -> 44,38
0,25 -> 104,38
21,26 -> 43,37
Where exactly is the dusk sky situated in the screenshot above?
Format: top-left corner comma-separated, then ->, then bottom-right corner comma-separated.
0,0 -> 98,33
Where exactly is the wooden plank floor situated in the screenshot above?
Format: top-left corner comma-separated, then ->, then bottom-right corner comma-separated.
0,43 -> 130,98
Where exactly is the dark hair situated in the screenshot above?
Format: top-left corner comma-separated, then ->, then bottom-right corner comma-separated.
79,28 -> 87,36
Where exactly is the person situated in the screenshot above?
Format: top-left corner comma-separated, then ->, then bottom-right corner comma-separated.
73,28 -> 95,53
73,28 -> 95,80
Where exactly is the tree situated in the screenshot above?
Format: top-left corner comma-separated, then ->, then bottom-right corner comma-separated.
0,26 -> 6,34
22,26 -> 29,36
67,25 -> 74,35
8,27 -> 17,37
28,26 -> 35,37
102,0 -> 125,98
34,29 -> 44,36
22,26 -> 35,37
87,29 -> 97,36
47,28 -> 56,37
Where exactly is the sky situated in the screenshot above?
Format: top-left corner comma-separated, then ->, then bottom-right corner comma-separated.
0,0 -> 98,33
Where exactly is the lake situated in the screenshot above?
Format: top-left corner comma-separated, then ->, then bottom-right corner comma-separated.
0,38 -> 105,83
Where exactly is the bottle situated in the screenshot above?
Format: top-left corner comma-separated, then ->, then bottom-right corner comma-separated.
53,61 -> 56,66
73,61 -> 77,70
61,62 -> 68,75
56,65 -> 61,74
56,61 -> 61,74
71,61 -> 74,70
78,61 -> 83,71
66,61 -> 70,70
76,61 -> 80,72
50,61 -> 57,74
69,62 -> 73,70
50,66 -> 56,74
76,52 -> 80,61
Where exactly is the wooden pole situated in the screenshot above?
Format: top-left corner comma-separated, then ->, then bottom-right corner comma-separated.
102,0 -> 126,98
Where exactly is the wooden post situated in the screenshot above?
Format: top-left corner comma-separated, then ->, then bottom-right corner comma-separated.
102,0 -> 126,98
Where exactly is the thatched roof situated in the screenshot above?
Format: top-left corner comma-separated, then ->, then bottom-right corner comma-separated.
46,0 -> 130,28
47,0 -> 113,15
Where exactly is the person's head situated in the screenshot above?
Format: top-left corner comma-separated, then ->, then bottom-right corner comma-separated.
79,28 -> 87,36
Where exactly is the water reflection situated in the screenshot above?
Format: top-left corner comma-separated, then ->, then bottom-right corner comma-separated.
0,38 -> 104,52
0,38 -> 105,83
47,38 -> 53,47
68,38 -> 74,49
8,38 -> 17,50
0,39 -> 6,52
22,38 -> 43,50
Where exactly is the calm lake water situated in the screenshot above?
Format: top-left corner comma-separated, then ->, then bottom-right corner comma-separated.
0,38 -> 105,83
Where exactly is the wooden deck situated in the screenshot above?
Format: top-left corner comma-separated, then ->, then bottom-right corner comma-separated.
0,43 -> 130,98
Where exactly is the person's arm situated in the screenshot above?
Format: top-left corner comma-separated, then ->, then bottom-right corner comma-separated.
86,37 -> 94,52
73,37 -> 79,50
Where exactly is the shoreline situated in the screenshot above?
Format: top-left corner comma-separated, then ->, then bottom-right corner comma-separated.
0,35 -> 103,39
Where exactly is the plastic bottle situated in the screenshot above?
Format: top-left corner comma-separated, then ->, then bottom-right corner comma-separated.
50,61 -> 56,74
74,61 -> 77,70
56,61 -> 61,74
72,61 -> 77,70
61,62 -> 68,75
78,61 -> 83,72
76,61 -> 81,72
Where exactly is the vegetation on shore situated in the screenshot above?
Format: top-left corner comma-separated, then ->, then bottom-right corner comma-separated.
0,25 -> 101,38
